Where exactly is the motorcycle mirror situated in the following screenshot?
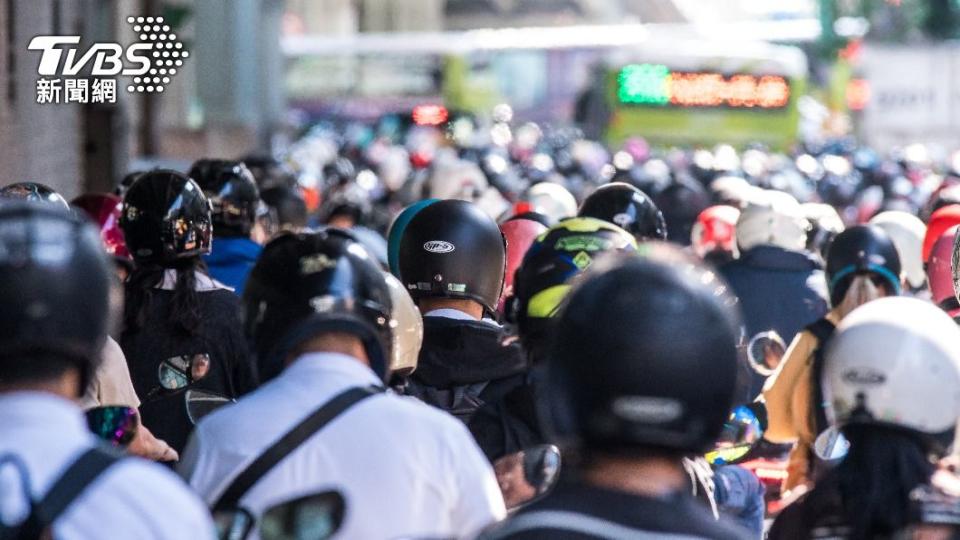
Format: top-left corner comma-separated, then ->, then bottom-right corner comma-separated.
158,353 -> 212,391
494,444 -> 562,510
213,507 -> 254,540
85,406 -> 138,447
185,389 -> 234,425
746,331 -> 786,377
705,405 -> 764,466
814,426 -> 850,462
260,490 -> 346,540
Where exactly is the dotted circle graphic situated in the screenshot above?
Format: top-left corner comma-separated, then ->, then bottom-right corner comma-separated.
125,15 -> 188,93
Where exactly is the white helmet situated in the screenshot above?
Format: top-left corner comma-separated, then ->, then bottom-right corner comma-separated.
709,175 -> 755,207
800,203 -> 844,235
524,182 -> 578,223
735,190 -> 810,252
823,296 -> 960,448
384,273 -> 423,378
869,211 -> 927,290
425,158 -> 489,202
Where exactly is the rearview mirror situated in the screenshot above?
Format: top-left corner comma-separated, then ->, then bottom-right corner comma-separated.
814,426 -> 850,462
185,389 -> 234,425
213,508 -> 254,540
705,405 -> 763,465
746,331 -> 786,377
260,490 -> 346,540
85,405 -> 138,447
494,444 -> 562,510
158,353 -> 212,391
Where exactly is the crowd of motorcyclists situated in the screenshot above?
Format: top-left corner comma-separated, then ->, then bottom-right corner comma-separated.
4,106 -> 960,539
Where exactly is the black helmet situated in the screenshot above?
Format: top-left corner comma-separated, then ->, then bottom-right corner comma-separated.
0,182 -> 69,209
578,182 -> 667,242
544,245 -> 741,454
241,154 -> 297,191
653,179 -> 711,246
188,159 -> 260,237
115,171 -> 145,197
319,184 -> 372,227
513,217 -> 637,347
825,225 -> 902,306
0,203 -> 113,391
323,157 -> 356,189
119,170 -> 213,265
243,229 -> 394,382
398,200 -> 505,313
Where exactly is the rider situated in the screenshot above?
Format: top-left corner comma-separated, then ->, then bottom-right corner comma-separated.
6,185 -> 176,462
769,296 -> 960,539
471,218 -> 638,461
188,159 -> 263,295
181,230 -> 505,539
720,191 -> 828,400
0,203 -> 214,538
118,170 -> 258,454
397,200 -> 527,428
480,246 -> 747,539
763,225 -> 902,494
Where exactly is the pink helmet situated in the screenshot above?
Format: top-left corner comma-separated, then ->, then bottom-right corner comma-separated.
927,225 -> 960,317
498,217 -> 548,316
71,193 -> 133,267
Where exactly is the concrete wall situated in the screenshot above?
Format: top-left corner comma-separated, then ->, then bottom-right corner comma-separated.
0,0 -> 85,198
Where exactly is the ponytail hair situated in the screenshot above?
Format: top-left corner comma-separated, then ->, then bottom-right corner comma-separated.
835,274 -> 887,320
124,257 -> 207,337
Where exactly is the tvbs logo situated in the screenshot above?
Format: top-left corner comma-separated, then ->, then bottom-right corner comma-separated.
28,15 -> 188,103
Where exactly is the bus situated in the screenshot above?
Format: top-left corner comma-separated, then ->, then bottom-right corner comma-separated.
587,41 -> 808,150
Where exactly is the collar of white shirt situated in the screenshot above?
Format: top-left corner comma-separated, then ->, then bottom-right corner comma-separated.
285,351 -> 383,387
0,391 -> 89,441
423,308 -> 500,326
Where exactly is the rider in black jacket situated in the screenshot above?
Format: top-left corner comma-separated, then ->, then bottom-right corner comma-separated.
469,217 -> 638,461
119,170 -> 258,455
480,247 -> 748,539
397,200 -> 527,434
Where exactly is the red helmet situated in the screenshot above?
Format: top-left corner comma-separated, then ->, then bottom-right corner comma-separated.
498,217 -> 548,315
691,205 -> 740,258
71,193 -> 132,264
923,205 -> 960,263
928,225 -> 960,317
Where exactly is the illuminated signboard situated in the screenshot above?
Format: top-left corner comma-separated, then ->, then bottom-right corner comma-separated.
617,64 -> 791,109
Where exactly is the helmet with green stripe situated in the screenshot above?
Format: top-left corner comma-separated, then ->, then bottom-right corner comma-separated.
513,217 -> 637,359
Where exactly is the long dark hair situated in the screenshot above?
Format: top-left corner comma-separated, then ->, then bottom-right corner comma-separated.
811,424 -> 935,539
123,257 -> 207,337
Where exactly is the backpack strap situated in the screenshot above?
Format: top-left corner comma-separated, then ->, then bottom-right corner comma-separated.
212,385 -> 382,512
806,318 -> 837,445
11,446 -> 122,539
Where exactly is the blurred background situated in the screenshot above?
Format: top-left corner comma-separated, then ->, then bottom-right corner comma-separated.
1,0 -> 959,198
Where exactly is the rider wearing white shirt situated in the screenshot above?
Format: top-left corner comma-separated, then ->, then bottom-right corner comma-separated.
180,229 -> 505,539
0,203 -> 215,539
181,352 -> 504,539
0,393 -> 215,539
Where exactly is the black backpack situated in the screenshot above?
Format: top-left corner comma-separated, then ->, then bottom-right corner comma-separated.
405,381 -> 491,423
1,446 -> 121,540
